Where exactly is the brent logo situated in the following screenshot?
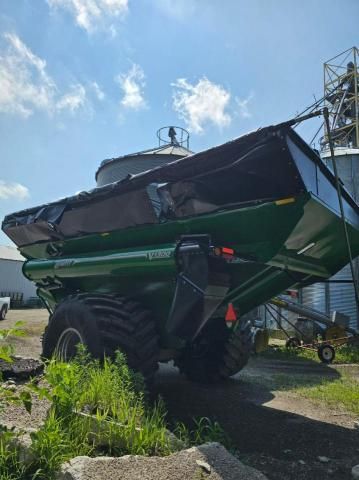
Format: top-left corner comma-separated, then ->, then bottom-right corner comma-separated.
147,250 -> 172,260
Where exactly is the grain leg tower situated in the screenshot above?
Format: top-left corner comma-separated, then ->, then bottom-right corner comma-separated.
301,47 -> 359,328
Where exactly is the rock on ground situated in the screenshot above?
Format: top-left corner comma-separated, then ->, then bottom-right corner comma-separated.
0,356 -> 43,380
9,429 -> 37,465
56,442 -> 267,480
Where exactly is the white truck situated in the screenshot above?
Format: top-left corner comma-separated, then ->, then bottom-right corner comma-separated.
0,297 -> 10,320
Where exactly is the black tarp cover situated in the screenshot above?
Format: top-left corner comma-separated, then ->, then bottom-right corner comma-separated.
3,189 -> 157,247
3,124 -> 357,248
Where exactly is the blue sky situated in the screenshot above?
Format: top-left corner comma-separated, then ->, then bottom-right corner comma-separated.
0,0 -> 358,245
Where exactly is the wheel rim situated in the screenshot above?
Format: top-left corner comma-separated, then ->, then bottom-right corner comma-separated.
322,347 -> 333,361
56,328 -> 84,361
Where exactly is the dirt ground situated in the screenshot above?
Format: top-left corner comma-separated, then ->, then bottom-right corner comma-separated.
157,361 -> 359,480
1,309 -> 359,480
0,308 -> 47,357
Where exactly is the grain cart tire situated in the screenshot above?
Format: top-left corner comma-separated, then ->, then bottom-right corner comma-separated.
42,294 -> 159,384
176,317 -> 252,384
0,306 -> 7,320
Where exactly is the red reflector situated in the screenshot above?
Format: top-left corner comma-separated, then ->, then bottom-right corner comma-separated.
286,289 -> 298,299
221,247 -> 234,256
225,303 -> 237,322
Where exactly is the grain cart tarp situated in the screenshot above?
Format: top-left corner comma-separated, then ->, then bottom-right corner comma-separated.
2,124 -> 359,249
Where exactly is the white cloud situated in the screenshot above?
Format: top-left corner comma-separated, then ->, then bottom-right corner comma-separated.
116,64 -> 146,110
172,77 -> 231,133
235,94 -> 253,119
0,33 -> 56,117
47,0 -> 128,33
56,84 -> 86,113
91,81 -> 105,100
0,181 -> 29,200
0,33 -> 87,118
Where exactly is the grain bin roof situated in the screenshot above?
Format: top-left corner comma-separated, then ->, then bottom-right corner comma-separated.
96,144 -> 193,181
0,245 -> 24,261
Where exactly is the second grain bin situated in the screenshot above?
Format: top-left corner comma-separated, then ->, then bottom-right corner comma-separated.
96,126 -> 192,187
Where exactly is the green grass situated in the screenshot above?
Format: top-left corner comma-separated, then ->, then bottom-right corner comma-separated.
0,347 -> 228,479
0,428 -> 27,480
272,373 -> 359,416
261,344 -> 359,364
28,410 -> 93,479
0,349 -> 172,479
33,350 -> 172,461
242,370 -> 359,416
173,417 -> 232,450
295,376 -> 359,415
0,321 -> 26,362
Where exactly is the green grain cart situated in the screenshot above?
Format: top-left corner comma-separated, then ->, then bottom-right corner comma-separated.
3,118 -> 359,384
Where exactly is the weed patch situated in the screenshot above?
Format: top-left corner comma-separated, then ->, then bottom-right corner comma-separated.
0,428 -> 27,480
0,322 -> 26,363
174,417 -> 232,450
0,348 -> 228,479
0,350 -> 171,479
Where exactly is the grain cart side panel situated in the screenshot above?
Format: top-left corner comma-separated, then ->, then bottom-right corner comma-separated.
24,238 -> 231,343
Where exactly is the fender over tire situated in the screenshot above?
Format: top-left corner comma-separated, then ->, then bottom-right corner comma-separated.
42,293 -> 159,384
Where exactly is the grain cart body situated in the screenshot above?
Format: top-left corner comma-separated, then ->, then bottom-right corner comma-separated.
2,122 -> 359,383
